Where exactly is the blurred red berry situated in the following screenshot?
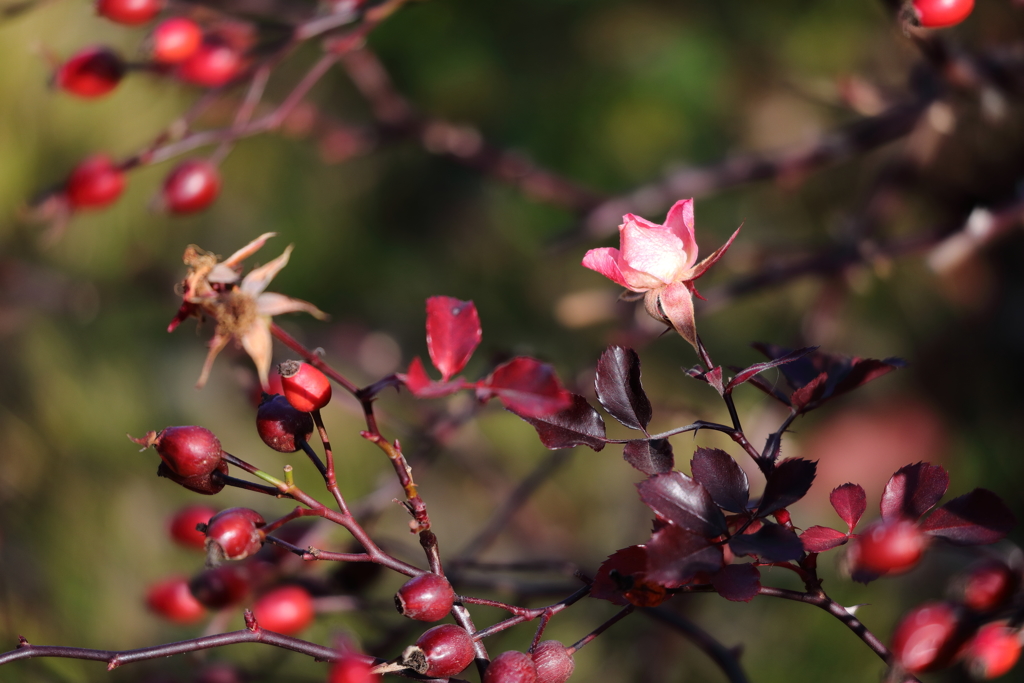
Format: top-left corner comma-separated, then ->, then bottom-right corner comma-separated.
152,18 -> 203,64
394,573 -> 455,622
96,0 -> 162,25
146,576 -> 206,624
162,159 -> 221,214
56,47 -> 125,98
64,155 -> 125,209
329,654 -> 380,683
189,564 -> 251,609
205,507 -> 265,561
484,651 -> 538,683
279,360 -> 332,413
890,601 -> 962,673
176,40 -> 241,87
532,641 -> 575,683
169,504 -> 217,550
962,560 -> 1019,612
964,622 -> 1022,679
257,394 -> 315,453
852,519 -> 928,576
401,624 -> 475,678
912,0 -> 974,28
252,585 -> 315,635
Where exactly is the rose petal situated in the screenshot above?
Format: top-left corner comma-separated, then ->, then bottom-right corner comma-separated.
257,292 -> 328,319
196,333 -> 230,389
619,221 -> 689,287
664,199 -> 698,270
240,319 -> 273,390
690,225 -> 741,280
241,245 -> 293,297
582,247 -> 631,289
659,281 -> 697,350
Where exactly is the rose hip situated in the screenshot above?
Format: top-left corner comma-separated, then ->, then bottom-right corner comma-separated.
64,155 -> 125,209
95,0 -> 162,25
964,622 -> 1022,679
279,360 -> 332,413
532,641 -> 575,683
400,624 -> 475,678
256,394 -> 314,453
56,47 -> 125,98
134,425 -> 223,478
394,573 -> 455,622
890,601 -> 962,673
204,507 -> 265,561
189,564 -> 251,609
252,585 -> 315,635
484,651 -> 538,683
146,576 -> 206,624
151,18 -> 203,64
176,40 -> 241,87
850,519 -> 928,576
162,159 -> 221,214
169,504 -> 218,550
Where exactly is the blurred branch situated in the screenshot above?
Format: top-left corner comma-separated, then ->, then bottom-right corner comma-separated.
643,607 -> 749,683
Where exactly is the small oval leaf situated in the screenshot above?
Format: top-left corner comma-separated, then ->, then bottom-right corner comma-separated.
595,346 -> 653,431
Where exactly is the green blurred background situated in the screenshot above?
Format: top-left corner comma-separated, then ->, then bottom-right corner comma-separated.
1,0 -> 1023,681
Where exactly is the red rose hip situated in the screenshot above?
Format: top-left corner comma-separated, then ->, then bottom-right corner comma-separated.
400,624 -> 475,678
96,0 -> 162,25
162,159 -> 221,214
912,0 -> 974,28
890,601 -> 962,673
151,18 -> 203,64
395,573 -> 455,622
204,507 -> 265,561
56,47 -> 125,98
252,585 -> 315,635
146,576 -> 206,624
964,622 -> 1022,679
133,425 -> 223,477
485,651 -> 538,683
279,360 -> 332,413
65,155 -> 125,209
189,564 -> 251,609
851,519 -> 927,576
257,394 -> 314,453
176,40 -> 241,87
330,654 -> 380,683
532,641 -> 575,683
962,560 -> 1019,612
157,460 -> 228,495
169,504 -> 218,550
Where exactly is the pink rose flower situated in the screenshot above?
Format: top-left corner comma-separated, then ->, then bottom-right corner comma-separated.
581,198 -> 739,350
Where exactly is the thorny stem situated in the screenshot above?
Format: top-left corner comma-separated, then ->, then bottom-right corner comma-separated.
471,585 -> 593,641
312,410 -> 349,515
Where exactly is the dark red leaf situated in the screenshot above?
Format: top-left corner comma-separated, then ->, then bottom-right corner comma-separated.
752,342 -> 823,389
638,472 -> 728,538
830,483 -> 867,532
691,447 -> 749,513
591,546 -> 667,607
645,524 -> 724,587
623,439 -> 673,475
425,296 -> 482,381
518,393 -> 606,451
725,347 -> 816,395
791,373 -> 828,413
705,366 -> 724,395
831,357 -> 906,399
758,458 -> 817,517
595,346 -> 653,431
729,523 -> 804,562
745,374 -> 792,406
920,489 -> 1016,545
880,463 -> 949,523
482,357 -> 573,418
800,526 -> 850,553
398,357 -> 465,398
711,564 -> 761,602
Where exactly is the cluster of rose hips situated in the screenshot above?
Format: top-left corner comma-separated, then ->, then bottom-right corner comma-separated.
889,557 -> 1023,678
53,0 -> 238,216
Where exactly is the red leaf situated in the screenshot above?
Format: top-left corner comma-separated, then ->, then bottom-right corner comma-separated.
482,357 -> 572,418
800,526 -> 850,553
880,463 -> 949,523
791,372 -> 828,412
398,357 -> 465,399
623,439 -> 674,475
425,296 -> 481,381
518,393 -> 606,451
758,458 -> 817,517
638,472 -> 728,538
591,546 -> 667,607
724,347 -> 816,395
711,564 -> 761,602
691,447 -> 749,513
729,523 -> 804,562
595,346 -> 653,431
920,489 -> 1016,545
645,525 -> 724,587
830,483 -> 867,533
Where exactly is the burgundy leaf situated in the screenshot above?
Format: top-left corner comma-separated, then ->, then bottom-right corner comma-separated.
623,439 -> 674,475
800,526 -> 850,553
745,375 -> 792,406
595,346 -> 653,431
729,523 -> 804,562
724,347 -> 816,395
691,447 -> 749,513
880,463 -> 949,523
517,393 -> 606,451
920,489 -> 1016,545
791,373 -> 828,413
645,524 -> 724,587
591,546 -> 667,607
425,296 -> 482,381
711,563 -> 761,602
399,357 -> 466,398
752,342 -> 822,389
830,357 -> 906,400
638,472 -> 728,538
830,483 -> 867,532
482,357 -> 572,418
757,458 -> 817,517
704,366 -> 724,395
